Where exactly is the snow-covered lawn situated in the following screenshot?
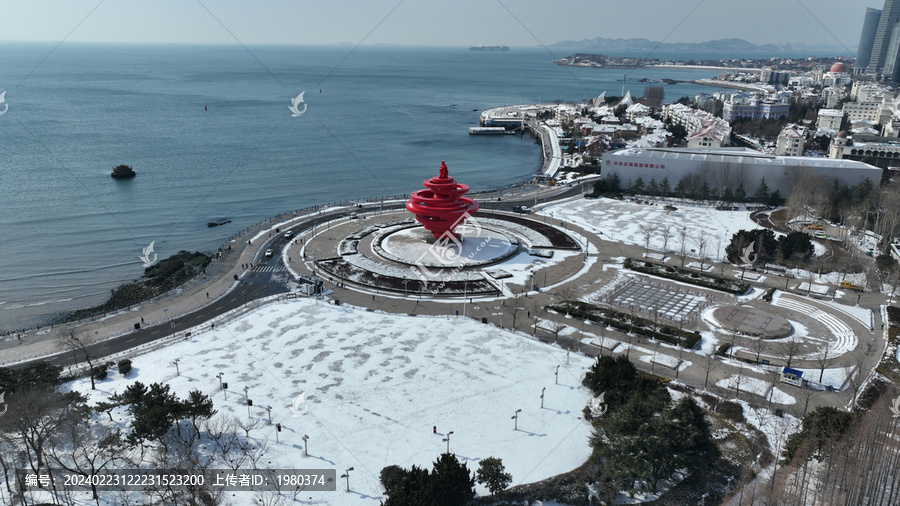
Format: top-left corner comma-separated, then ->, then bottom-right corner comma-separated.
540,198 -> 760,261
793,366 -> 856,390
67,299 -> 595,505
716,375 -> 796,405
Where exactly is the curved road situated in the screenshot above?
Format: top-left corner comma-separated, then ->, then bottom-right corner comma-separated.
18,180 -> 595,370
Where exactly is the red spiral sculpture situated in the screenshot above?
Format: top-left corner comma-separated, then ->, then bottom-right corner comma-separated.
406,161 -> 479,240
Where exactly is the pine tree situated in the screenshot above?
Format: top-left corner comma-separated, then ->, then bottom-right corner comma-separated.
632,177 -> 645,193
735,183 -> 747,203
476,457 -> 512,498
722,187 -> 735,203
647,178 -> 659,196
660,177 -> 671,197
608,172 -> 621,192
699,181 -> 710,200
753,178 -> 770,203
768,189 -> 785,206
383,465 -> 431,505
430,453 -> 475,506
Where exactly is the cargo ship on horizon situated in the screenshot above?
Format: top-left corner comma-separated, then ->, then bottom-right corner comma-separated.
469,45 -> 509,51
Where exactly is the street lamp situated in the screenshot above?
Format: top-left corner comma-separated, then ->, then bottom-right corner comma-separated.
243,386 -> 249,403
266,405 -> 272,424
340,467 -> 354,492
555,365 -> 559,385
512,409 -> 522,430
302,435 -> 309,457
164,308 -> 168,320
173,359 -> 180,376
540,387 -> 546,408
463,280 -> 468,317
442,431 -> 454,454
217,373 -> 226,400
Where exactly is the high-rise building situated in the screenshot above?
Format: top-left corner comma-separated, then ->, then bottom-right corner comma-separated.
857,7 -> 882,73
867,0 -> 900,80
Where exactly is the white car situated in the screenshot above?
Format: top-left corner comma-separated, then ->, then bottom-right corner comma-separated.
284,231 -> 294,239
265,249 -> 273,257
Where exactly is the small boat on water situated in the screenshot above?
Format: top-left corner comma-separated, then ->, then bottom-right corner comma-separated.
111,164 -> 136,178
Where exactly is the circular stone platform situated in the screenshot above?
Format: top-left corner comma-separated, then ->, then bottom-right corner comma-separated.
712,305 -> 793,338
377,224 -> 519,268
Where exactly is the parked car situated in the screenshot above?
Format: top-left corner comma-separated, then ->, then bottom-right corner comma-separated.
265,249 -> 273,257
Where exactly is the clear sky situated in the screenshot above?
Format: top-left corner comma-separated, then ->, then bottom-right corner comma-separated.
0,0 -> 879,49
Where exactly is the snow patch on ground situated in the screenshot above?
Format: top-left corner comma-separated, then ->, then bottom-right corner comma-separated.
66,299 -> 595,505
540,198 -> 759,261
715,375 -> 796,405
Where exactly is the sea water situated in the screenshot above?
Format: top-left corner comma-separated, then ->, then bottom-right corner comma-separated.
0,43 -> 727,329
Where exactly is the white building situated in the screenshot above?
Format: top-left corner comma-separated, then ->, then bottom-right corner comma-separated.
662,103 -> 731,147
817,108 -> 843,131
603,147 -> 881,195
828,131 -> 900,168
625,103 -> 650,122
842,92 -> 894,125
820,86 -> 847,108
722,93 -> 790,121
850,82 -> 887,102
821,62 -> 852,87
776,123 -> 807,156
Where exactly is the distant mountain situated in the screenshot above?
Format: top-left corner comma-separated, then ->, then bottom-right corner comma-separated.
548,37 -> 851,54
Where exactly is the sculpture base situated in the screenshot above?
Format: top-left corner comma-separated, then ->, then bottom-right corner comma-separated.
378,225 -> 518,268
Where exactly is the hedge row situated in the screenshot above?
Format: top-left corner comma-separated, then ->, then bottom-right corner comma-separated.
550,300 -> 702,349
623,258 -> 750,295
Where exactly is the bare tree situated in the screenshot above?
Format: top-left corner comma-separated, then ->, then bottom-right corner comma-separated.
57,328 -> 102,389
640,224 -> 657,255
847,359 -> 868,409
509,294 -> 522,330
550,321 -> 567,344
693,232 -> 710,270
794,387 -> 817,419
815,342 -> 833,383
779,337 -> 802,368
530,302 -> 544,337
751,337 -> 768,364
702,355 -> 716,389
47,422 -> 129,504
661,225 -> 673,253
554,286 -> 577,310
0,387 -> 88,475
732,363 -> 747,398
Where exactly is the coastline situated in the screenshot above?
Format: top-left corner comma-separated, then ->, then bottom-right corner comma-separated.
692,78 -> 770,92
649,64 -> 763,73
5,178 -> 544,335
